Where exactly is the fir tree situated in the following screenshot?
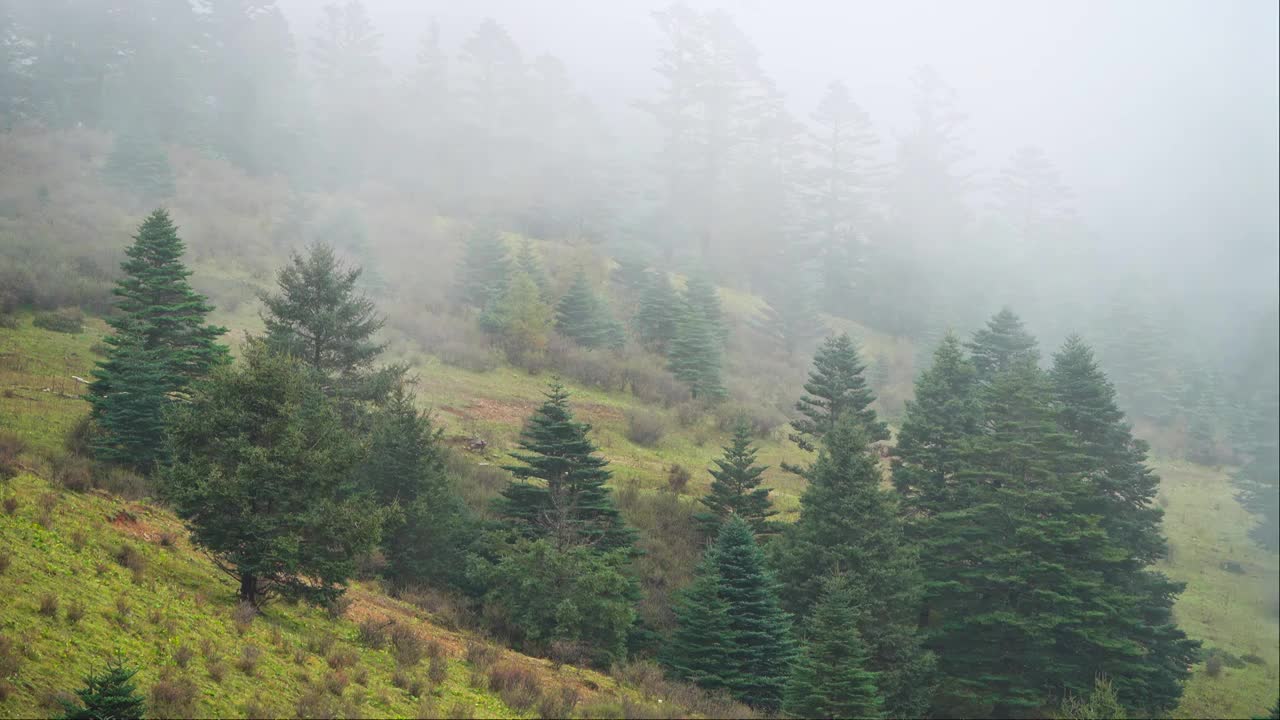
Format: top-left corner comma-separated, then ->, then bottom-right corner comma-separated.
753,286 -> 826,359
966,307 -> 1038,382
666,516 -> 793,711
497,381 -> 636,554
789,333 -> 888,452
515,240 -> 550,298
1230,311 -> 1279,552
89,209 -> 227,470
103,130 -> 175,199
162,342 -> 384,605
634,270 -> 681,352
261,242 -> 385,380
695,422 -> 777,537
669,302 -> 726,400
783,574 -> 882,720
480,268 -> 554,361
59,657 -> 146,720
555,271 -> 623,350
611,253 -> 651,297
770,418 -> 934,717
456,225 -> 512,308
683,274 -> 727,346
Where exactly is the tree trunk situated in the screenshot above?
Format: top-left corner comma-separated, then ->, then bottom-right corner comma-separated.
239,573 -> 258,605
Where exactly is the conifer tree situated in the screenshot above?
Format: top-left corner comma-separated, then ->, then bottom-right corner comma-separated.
683,274 -> 727,345
966,307 -> 1039,382
261,242 -> 385,380
456,226 -> 512,308
555,271 -> 624,350
783,574 -> 882,720
480,268 -> 554,361
515,240 -> 550,298
893,331 -> 982,523
668,302 -> 726,400
163,342 -> 384,605
753,280 -> 826,359
1230,310 -> 1279,552
497,381 -> 636,554
634,270 -> 681,352
770,418 -> 934,717
59,657 -> 146,720
89,209 -> 227,470
790,333 -> 888,451
666,516 -> 793,711
696,422 -> 777,537
103,130 -> 175,199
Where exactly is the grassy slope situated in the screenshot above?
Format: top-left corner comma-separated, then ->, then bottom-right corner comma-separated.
4,297 -> 1279,717
0,316 -> 705,719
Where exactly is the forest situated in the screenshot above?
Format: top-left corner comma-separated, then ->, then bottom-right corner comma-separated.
0,1 -> 1277,719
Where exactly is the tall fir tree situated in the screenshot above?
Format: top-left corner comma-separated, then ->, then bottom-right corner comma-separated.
665,516 -> 793,712
59,657 -> 146,720
1048,336 -> 1199,713
555,270 -> 624,350
668,302 -> 726,400
497,381 -> 636,554
783,574 -> 883,720
695,422 -> 777,537
683,274 -> 728,346
966,307 -> 1038,382
770,418 -> 934,717
1230,309 -> 1279,552
89,209 -> 227,470
634,270 -> 681,352
455,225 -> 512,309
789,333 -> 888,452
515,240 -> 550,298
162,342 -> 384,605
480,268 -> 555,361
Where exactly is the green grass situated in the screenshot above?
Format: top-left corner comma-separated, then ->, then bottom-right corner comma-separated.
0,314 -> 104,457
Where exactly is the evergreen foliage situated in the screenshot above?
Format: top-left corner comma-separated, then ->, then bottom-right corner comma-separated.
1230,311 -> 1279,552
456,226 -> 512,308
753,282 -> 826,358
1057,676 -> 1126,720
555,271 -> 625,350
770,418 -> 934,717
497,381 -> 636,554
695,422 -> 777,537
966,307 -> 1039,382
59,657 -> 146,720
103,130 -> 175,199
790,333 -> 888,451
665,516 -> 793,711
162,342 -> 384,605
479,268 -> 554,361
634,271 -> 681,352
682,274 -> 727,346
89,209 -> 227,470
783,574 -> 882,720
668,302 -> 726,400
515,240 -> 550,297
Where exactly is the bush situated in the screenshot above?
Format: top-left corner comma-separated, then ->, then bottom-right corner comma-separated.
324,670 -> 349,696
464,640 -> 499,671
236,645 -> 262,675
357,618 -> 389,649
173,644 -> 194,669
674,401 -> 703,429
66,599 -> 86,625
625,409 -> 666,447
158,530 -> 178,549
0,635 -> 19,680
666,464 -> 691,494
295,684 -> 340,719
538,686 -> 580,719
114,544 -> 146,583
488,662 -> 542,713
149,672 -> 198,718
2,496 -> 16,515
70,529 -> 87,551
0,430 -> 25,479
428,653 -> 449,685
38,593 -> 59,617
390,623 -> 426,667
232,600 -> 256,632
1204,654 -> 1222,677
96,467 -> 150,500
326,647 -> 358,670
206,660 -> 226,684
306,633 -> 336,657
713,401 -> 786,438
51,455 -> 93,493
32,308 -> 84,334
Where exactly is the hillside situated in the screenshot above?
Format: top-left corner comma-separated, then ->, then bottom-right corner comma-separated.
0,315 -> 750,719
2,310 -> 1277,718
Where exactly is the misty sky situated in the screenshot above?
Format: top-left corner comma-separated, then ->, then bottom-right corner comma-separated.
280,0 -> 1279,292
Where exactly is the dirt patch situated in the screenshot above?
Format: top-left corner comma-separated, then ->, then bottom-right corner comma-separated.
457,397 -> 536,425
107,507 -> 163,542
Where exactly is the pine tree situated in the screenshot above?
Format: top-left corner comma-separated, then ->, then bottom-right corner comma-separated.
634,270 -> 681,352
480,268 -> 554,361
696,422 -> 777,537
89,209 -> 227,470
1048,336 -> 1199,713
515,241 -> 550,298
783,574 -> 882,720
555,271 -> 623,350
497,381 -> 636,554
753,251 -> 827,358
966,307 -> 1039,382
668,302 -> 726,400
893,331 -> 982,524
770,418 -> 934,717
103,130 -> 175,199
456,226 -> 512,309
666,516 -> 793,711
790,333 -> 888,451
683,274 -> 727,346
162,342 -> 384,605
1230,310 -> 1279,552
59,657 -> 146,720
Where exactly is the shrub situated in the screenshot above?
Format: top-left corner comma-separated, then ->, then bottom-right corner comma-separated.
0,635 -> 19,680
66,600 -> 86,625
674,401 -> 703,428
538,686 -> 581,719
96,467 -> 150,500
0,551 -> 10,575
173,644 -> 194,669
666,464 -> 691,494
53,455 -> 93,493
295,685 -> 340,719
446,701 -> 475,719
38,593 -> 59,618
713,401 -> 786,438
149,672 -> 198,718
0,430 -> 25,479
114,595 -> 132,622
465,640 -> 500,671
1204,654 -> 1222,677
488,662 -> 542,713
357,618 -> 389,649
353,666 -> 369,686
428,653 -> 449,685
32,308 -> 84,334
70,529 -> 87,551
158,531 -> 178,549
326,647 -> 358,670
306,632 -> 336,657
114,544 -> 145,574
325,670 -> 349,696
390,623 -> 426,667
325,594 -> 353,620
1241,652 -> 1266,666
236,645 -> 262,675
1,496 -> 16,515
232,600 -> 256,633
206,660 -> 226,684
625,409 -> 666,447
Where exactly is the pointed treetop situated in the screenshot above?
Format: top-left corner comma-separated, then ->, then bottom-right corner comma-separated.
790,332 -> 889,451
967,307 -> 1038,381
